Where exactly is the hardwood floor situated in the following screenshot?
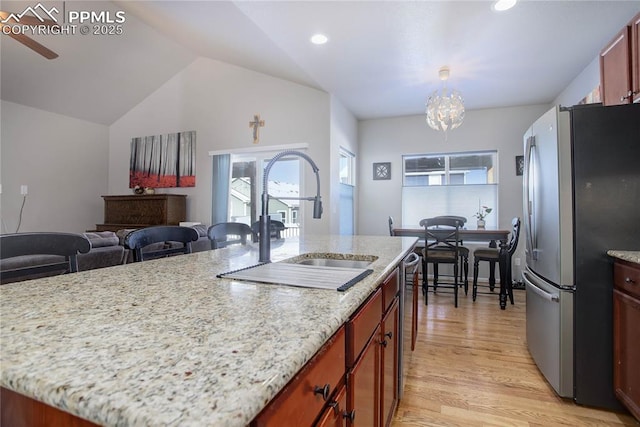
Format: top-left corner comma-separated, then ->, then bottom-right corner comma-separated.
392,287 -> 638,426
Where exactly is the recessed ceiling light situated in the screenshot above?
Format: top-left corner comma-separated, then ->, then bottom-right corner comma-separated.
310,34 -> 328,45
493,0 -> 517,12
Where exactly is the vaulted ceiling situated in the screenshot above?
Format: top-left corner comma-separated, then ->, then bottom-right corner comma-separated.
1,1 -> 638,125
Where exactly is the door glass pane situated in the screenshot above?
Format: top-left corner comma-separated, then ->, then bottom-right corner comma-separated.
263,157 -> 300,234
230,160 -> 255,225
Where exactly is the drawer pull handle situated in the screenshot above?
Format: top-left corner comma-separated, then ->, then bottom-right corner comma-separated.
327,400 -> 339,415
625,277 -> 636,284
385,331 -> 393,339
343,409 -> 356,423
314,384 -> 330,401
380,339 -> 388,348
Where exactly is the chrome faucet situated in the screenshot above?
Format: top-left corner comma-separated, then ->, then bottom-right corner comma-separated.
259,150 -> 322,262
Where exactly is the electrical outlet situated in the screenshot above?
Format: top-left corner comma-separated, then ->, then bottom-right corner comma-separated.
514,257 -> 521,266
20,185 -> 28,195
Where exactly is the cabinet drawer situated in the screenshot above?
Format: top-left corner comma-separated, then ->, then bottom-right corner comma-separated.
252,327 -> 346,427
346,290 -> 382,367
315,382 -> 348,427
614,261 -> 640,299
382,269 -> 399,313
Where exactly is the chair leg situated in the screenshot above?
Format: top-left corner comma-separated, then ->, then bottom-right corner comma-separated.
472,259 -> 480,301
488,261 -> 496,291
453,261 -> 459,308
422,257 -> 427,291
506,261 -> 514,305
422,259 -> 429,305
433,263 -> 439,290
462,255 -> 469,295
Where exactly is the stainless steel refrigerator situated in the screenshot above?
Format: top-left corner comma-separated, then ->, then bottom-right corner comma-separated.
522,103 -> 640,410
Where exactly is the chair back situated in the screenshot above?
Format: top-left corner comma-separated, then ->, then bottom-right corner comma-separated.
433,215 -> 467,225
251,220 -> 285,242
208,223 -> 253,249
419,217 -> 462,259
1,232 -> 91,282
507,217 -> 521,256
124,226 -> 199,262
388,216 -> 395,236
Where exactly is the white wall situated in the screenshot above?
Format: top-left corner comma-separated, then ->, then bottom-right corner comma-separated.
357,104 -> 551,280
329,95 -> 359,234
0,101 -> 109,233
109,57 -> 332,235
554,56 -> 600,107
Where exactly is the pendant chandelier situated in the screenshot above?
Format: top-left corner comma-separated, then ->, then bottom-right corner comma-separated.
426,66 -> 465,133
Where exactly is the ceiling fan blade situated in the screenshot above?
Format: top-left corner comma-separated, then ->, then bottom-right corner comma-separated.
5,32 -> 58,59
0,11 -> 59,59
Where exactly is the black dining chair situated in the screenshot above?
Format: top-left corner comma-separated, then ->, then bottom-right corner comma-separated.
207,222 -> 253,249
420,217 -> 464,307
432,215 -> 469,292
251,220 -> 286,242
472,217 -> 521,304
1,232 -> 91,283
124,226 -> 199,262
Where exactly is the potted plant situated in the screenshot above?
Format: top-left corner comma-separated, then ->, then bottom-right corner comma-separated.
474,205 -> 492,229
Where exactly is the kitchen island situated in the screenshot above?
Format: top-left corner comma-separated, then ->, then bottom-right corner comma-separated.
1,234 -> 416,426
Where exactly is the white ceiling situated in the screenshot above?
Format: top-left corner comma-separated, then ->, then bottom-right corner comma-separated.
1,1 -> 639,125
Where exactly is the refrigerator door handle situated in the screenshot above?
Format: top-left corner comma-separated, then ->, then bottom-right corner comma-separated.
523,270 -> 559,302
523,136 -> 538,260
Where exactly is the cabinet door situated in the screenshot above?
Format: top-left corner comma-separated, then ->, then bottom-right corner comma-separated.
600,26 -> 632,105
348,325 -> 380,426
613,289 -> 640,420
380,300 -> 399,427
316,384 -> 348,427
631,13 -> 640,103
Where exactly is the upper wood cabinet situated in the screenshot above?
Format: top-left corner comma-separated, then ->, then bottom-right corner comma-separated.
600,13 -> 640,105
632,13 -> 640,103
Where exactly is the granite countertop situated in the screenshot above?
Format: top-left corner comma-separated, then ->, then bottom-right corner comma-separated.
607,250 -> 640,265
1,235 -> 416,427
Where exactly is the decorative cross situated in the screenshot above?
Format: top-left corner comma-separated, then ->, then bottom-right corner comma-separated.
249,114 -> 265,144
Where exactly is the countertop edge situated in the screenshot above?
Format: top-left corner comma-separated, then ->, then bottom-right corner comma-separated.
607,250 -> 640,265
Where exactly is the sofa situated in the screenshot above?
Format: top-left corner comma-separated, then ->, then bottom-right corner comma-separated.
0,231 -> 126,284
1,225 -> 213,284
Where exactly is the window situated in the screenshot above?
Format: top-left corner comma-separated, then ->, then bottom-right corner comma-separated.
339,148 -> 356,235
402,151 -> 498,227
339,148 -> 356,185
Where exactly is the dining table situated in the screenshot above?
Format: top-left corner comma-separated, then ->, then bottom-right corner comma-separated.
392,226 -> 512,309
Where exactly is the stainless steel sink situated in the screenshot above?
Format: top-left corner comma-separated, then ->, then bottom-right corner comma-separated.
283,253 -> 378,269
296,258 -> 373,269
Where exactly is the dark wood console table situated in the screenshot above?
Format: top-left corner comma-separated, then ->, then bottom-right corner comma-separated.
95,194 -> 187,232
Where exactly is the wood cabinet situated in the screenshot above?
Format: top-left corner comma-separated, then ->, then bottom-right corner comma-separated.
346,268 -> 400,427
251,326 -> 346,427
380,300 -> 399,427
316,383 -> 350,427
613,259 -> 640,421
252,267 -> 402,427
600,13 -> 640,105
1,387 -> 98,427
95,194 -> 187,232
